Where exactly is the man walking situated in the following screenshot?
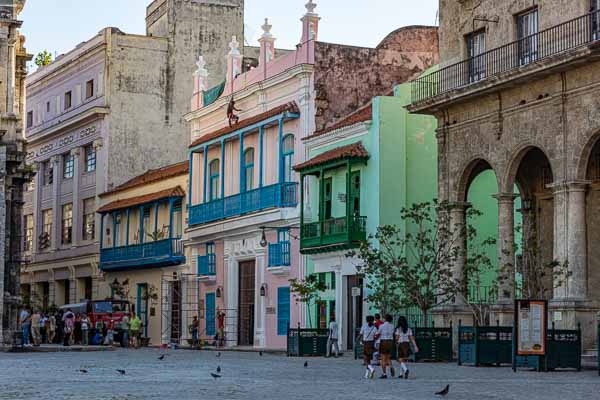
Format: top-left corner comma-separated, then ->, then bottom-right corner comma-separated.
19,307 -> 31,347
326,315 -> 339,358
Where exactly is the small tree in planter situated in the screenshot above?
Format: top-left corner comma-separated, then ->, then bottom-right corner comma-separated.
109,278 -> 130,301
289,274 -> 327,329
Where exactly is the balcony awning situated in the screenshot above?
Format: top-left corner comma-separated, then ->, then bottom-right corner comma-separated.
189,101 -> 300,150
294,142 -> 369,173
97,186 -> 185,214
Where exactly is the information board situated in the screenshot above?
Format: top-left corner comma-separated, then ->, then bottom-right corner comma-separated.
515,300 -> 547,356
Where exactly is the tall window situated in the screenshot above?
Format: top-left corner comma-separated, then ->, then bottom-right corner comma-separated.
26,111 -> 33,128
466,30 -> 486,82
43,160 -> 53,186
24,215 -> 33,252
281,134 -> 294,182
83,198 -> 95,241
322,177 -> 332,220
64,91 -> 72,110
61,203 -> 73,245
209,159 -> 220,201
517,8 -> 539,65
172,199 -> 183,238
243,148 -> 254,191
63,153 -> 74,179
593,0 -> 600,39
85,144 -> 96,172
85,79 -> 94,99
350,171 -> 361,216
41,209 -> 53,249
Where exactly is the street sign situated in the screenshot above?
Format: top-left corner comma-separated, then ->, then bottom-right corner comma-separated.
515,299 -> 547,356
351,287 -> 361,297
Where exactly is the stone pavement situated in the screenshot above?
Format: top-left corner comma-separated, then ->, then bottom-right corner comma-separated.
0,349 -> 599,400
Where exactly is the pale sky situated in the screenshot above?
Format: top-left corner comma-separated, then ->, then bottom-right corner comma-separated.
20,0 -> 438,69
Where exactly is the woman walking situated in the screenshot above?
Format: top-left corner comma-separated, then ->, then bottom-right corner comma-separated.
395,316 -> 419,379
357,315 -> 377,378
375,314 -> 395,379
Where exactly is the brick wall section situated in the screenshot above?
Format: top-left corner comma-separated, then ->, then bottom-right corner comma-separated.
313,26 -> 438,131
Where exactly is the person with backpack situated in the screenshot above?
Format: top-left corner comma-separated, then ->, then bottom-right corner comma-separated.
357,315 -> 378,379
395,316 -> 419,379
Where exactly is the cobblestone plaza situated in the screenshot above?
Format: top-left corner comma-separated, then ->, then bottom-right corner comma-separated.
1,349 -> 599,400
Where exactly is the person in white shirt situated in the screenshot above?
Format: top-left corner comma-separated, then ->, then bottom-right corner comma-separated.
395,316 -> 419,379
357,315 -> 378,378
326,316 -> 339,358
375,314 -> 395,379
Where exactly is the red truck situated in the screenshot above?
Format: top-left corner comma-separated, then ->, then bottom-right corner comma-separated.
60,299 -> 132,338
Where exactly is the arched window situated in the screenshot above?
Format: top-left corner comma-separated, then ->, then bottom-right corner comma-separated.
281,134 -> 294,183
209,159 -> 220,201
243,148 -> 254,191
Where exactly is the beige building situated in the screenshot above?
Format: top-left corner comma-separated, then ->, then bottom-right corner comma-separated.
410,0 -> 600,349
96,161 -> 188,345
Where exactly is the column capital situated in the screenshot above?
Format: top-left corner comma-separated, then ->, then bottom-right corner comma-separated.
92,138 -> 103,150
50,155 -> 60,164
70,148 -> 81,157
548,180 -> 590,193
493,193 -> 518,203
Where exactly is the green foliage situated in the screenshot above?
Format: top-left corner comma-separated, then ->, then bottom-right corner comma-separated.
34,50 -> 52,67
289,274 -> 327,327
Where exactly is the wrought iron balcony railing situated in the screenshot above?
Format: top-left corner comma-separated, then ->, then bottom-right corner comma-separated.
268,241 -> 291,267
301,215 -> 367,252
189,182 -> 298,226
411,11 -> 600,104
100,238 -> 185,271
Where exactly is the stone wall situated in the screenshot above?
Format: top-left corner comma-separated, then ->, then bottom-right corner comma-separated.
314,26 -> 438,132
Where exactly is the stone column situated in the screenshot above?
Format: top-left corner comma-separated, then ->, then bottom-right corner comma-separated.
71,148 -> 81,246
334,268 -> 343,349
566,182 -> 588,300
93,139 -> 104,244
6,38 -> 16,115
552,183 -> 569,299
449,202 -> 469,303
494,193 -> 518,302
50,155 -> 61,251
68,266 -> 77,304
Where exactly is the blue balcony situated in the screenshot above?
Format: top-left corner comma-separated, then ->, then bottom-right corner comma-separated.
198,254 -> 216,276
189,182 -> 298,226
100,238 -> 185,272
268,241 -> 291,267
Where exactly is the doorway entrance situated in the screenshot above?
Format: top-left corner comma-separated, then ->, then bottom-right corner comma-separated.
346,275 -> 363,350
238,260 -> 256,346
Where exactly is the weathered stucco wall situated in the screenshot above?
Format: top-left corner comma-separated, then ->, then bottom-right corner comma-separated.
438,0 -> 590,67
313,26 -> 438,131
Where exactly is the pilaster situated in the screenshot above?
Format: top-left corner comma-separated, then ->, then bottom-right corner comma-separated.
71,148 -> 81,245
50,155 -> 60,251
493,193 -> 518,302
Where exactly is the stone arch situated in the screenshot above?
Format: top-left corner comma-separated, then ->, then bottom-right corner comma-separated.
576,130 -> 600,181
456,157 -> 500,203
502,144 -> 555,195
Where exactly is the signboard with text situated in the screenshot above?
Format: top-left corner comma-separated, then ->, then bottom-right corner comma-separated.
515,299 -> 547,356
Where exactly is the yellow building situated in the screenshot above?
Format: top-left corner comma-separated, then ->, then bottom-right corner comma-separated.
96,161 -> 189,345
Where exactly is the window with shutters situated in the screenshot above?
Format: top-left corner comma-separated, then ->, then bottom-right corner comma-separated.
24,215 -> 33,252
64,91 -> 72,110
277,286 -> 290,335
26,111 -> 33,128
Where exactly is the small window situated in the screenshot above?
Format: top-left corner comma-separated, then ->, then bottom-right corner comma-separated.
64,91 -> 72,110
26,111 -> 33,128
281,134 -> 295,183
243,148 -> 254,191
85,144 -> 96,172
24,214 -> 33,252
209,159 -> 220,201
40,209 -> 53,249
46,101 -> 50,113
61,203 -> 73,245
63,153 -> 74,179
85,80 -> 94,99
83,198 -> 95,241
466,30 -> 486,82
43,160 -> 53,186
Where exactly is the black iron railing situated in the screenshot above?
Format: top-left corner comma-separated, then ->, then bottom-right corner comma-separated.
411,11 -> 600,104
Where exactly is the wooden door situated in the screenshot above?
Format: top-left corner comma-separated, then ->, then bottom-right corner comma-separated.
238,260 -> 256,346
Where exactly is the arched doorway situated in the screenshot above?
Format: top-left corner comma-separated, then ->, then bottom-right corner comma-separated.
585,137 -> 600,302
509,147 -> 554,300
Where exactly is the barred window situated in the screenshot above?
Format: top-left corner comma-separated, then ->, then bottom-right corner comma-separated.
43,160 -> 53,186
83,198 -> 95,241
62,203 -> 73,245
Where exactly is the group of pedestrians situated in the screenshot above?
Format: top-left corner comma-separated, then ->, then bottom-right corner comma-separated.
358,314 -> 419,379
19,307 -> 57,346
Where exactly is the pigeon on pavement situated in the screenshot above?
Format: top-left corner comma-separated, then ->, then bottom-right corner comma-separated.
435,384 -> 450,396
158,355 -> 166,360
216,352 -> 221,358
210,373 -> 221,379
304,361 -> 308,368
79,369 -> 88,374
116,369 -> 126,375
216,366 -> 221,373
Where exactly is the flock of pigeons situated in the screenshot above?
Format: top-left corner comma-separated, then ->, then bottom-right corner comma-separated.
77,350 -> 450,396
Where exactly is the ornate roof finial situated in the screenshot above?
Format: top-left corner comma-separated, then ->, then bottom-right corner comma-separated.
194,55 -> 208,78
305,0 -> 317,15
261,18 -> 273,39
229,35 -> 241,56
